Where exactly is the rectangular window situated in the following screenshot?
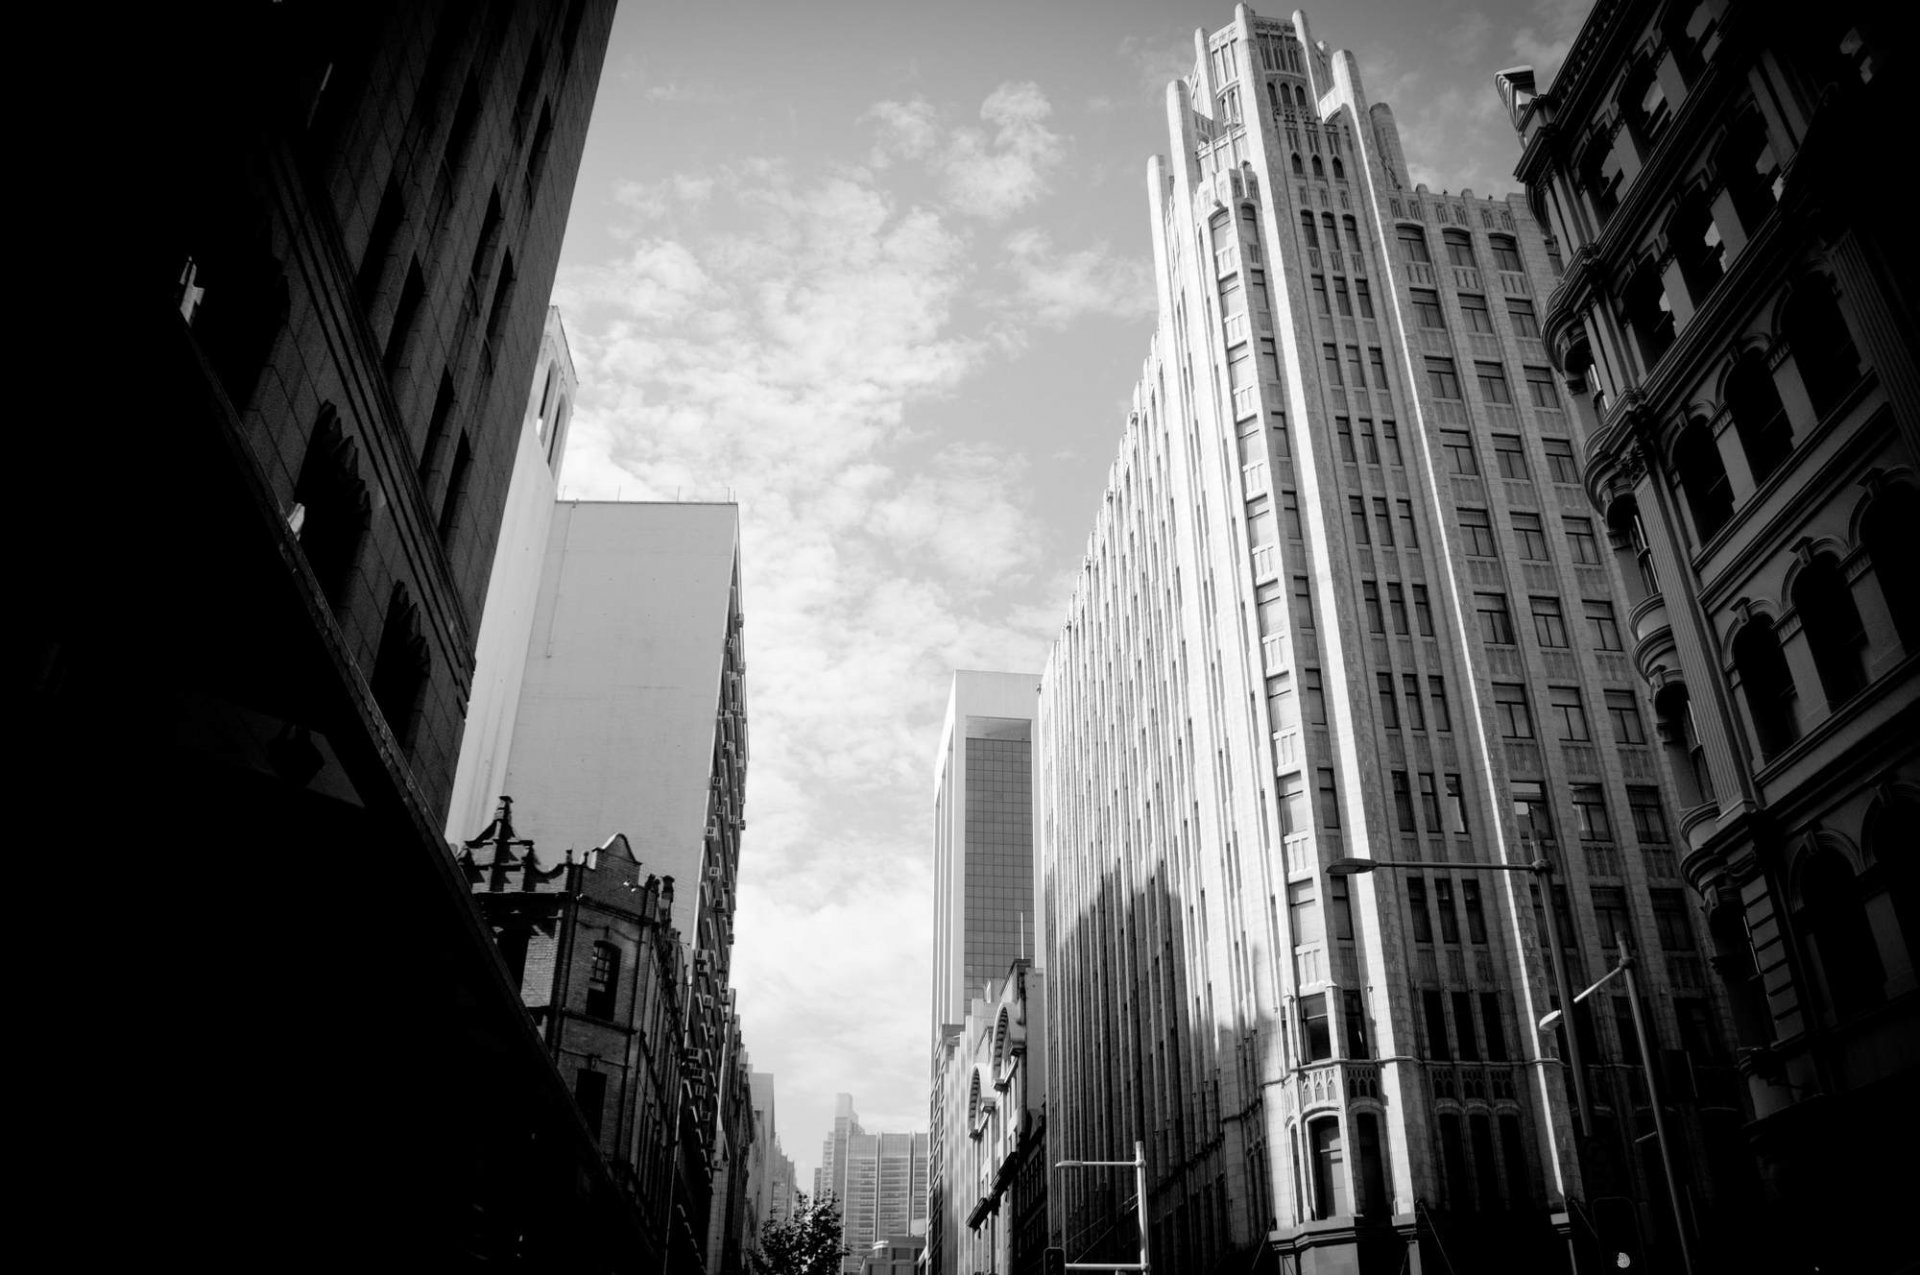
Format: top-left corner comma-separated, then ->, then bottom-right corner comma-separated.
1572,783 -> 1611,840
1483,992 -> 1509,1060
1476,361 -> 1514,404
1460,293 -> 1495,334
1441,430 -> 1478,475
1507,298 -> 1540,337
1446,773 -> 1470,832
1331,875 -> 1356,940
1492,237 -> 1525,272
1282,489 -> 1303,539
1399,226 -> 1432,264
1513,511 -> 1550,560
1305,668 -> 1327,725
574,1068 -> 608,1140
1628,785 -> 1669,843
1293,574 -> 1316,628
1429,676 -> 1452,731
1549,686 -> 1590,741
1464,881 -> 1488,944
1347,345 -> 1367,385
1586,599 -> 1623,650
1388,582 -> 1409,633
1419,772 -> 1444,828
1543,437 -> 1578,483
1453,989 -> 1479,1058
1445,232 -> 1477,267
1424,989 -> 1451,1062
1604,689 -> 1646,744
1356,279 -> 1375,318
1382,420 -> 1404,465
1427,356 -> 1463,398
1334,277 -> 1353,316
1359,418 -> 1380,464
1408,877 -> 1434,944
1301,992 -> 1333,1061
1373,497 -> 1395,546
1412,584 -> 1434,636
1291,880 -> 1325,945
1565,516 -> 1601,564
1652,890 -> 1695,951
1436,879 -> 1461,943
1494,682 -> 1533,738
1531,596 -> 1569,647
1476,592 -> 1515,644
1594,887 -> 1633,957
1363,581 -> 1385,633
1324,342 -> 1343,384
1402,673 -> 1426,729
1412,288 -> 1446,328
1312,274 -> 1331,314
1369,346 -> 1390,389
1526,365 -> 1561,409
1397,498 -> 1419,546
1344,988 -> 1368,1057
1393,770 -> 1418,831
1260,337 -> 1281,381
1316,767 -> 1341,829
1280,774 -> 1308,836
1337,416 -> 1357,461
1377,670 -> 1399,727
1493,434 -> 1528,479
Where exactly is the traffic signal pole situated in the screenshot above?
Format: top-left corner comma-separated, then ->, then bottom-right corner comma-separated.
1050,1141 -> 1149,1272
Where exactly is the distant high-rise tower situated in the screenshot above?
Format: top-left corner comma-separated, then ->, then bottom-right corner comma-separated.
1038,8 -> 1751,1275
812,1096 -> 929,1275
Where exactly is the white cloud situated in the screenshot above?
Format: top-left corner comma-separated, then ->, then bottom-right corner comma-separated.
1512,0 -> 1592,90
866,82 -> 1066,222
1001,227 -> 1154,328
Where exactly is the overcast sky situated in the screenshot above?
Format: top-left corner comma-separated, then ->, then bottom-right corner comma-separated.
548,0 -> 1590,1188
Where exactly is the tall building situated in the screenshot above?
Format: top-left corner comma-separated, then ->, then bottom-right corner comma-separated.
929,671 -> 1038,1275
1501,1 -> 1919,1269
496,499 -> 751,1272
746,1072 -> 778,1250
813,1097 -> 930,1274
31,2 -> 625,1264
1038,7 -> 1751,1273
767,1137 -> 799,1229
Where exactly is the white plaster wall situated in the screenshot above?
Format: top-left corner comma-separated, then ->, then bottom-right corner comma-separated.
502,500 -> 741,941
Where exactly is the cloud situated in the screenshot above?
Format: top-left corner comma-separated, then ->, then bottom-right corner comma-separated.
1000,227 -> 1154,328
1118,31 -> 1193,99
1512,0 -> 1592,90
866,82 -> 1065,221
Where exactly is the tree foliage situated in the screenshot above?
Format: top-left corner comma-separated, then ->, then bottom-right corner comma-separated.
749,1191 -> 850,1275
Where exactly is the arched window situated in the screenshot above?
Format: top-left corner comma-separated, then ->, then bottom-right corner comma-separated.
1792,555 -> 1868,708
1861,486 -> 1920,651
372,583 -> 431,751
1672,190 -> 1726,300
1732,614 -> 1798,759
1295,84 -> 1309,108
1782,281 -> 1861,421
1292,152 -> 1304,176
1332,156 -> 1345,180
1799,849 -> 1885,1017
1673,417 -> 1734,541
1309,1116 -> 1348,1219
1312,155 -> 1325,179
1625,259 -> 1675,366
1606,495 -> 1658,604
1442,229 -> 1475,268
1863,793 -> 1920,978
1726,351 -> 1792,484
292,404 -> 371,614
1299,211 -> 1317,246
1718,110 -> 1782,235
1397,225 -> 1431,264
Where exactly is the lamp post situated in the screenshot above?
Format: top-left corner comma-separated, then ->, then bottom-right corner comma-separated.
1051,1141 -> 1149,1273
1540,933 -> 1697,1275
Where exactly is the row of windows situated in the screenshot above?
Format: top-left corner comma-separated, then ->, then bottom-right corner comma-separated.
1424,354 -> 1560,409
1397,225 -> 1526,273
1440,430 -> 1580,483
1490,680 -> 1645,747
1455,507 -> 1600,566
1475,592 -> 1623,652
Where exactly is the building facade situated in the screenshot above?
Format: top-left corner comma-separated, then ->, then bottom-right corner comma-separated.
929,671 -> 1039,1275
35,2 -> 629,1264
932,960 -> 1048,1275
815,1098 -> 930,1275
496,499 -> 752,1271
1502,1 -> 1919,1268
859,1236 -> 927,1274
1039,6 -> 1752,1273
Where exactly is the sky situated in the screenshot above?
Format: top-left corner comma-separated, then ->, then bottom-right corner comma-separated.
547,0 -> 1592,1188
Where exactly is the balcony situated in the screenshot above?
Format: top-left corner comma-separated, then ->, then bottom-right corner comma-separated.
1629,592 -> 1676,682
1296,1061 -> 1380,1116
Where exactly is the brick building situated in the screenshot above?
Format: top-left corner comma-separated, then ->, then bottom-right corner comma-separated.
26,1 -> 633,1264
1501,0 -> 1918,1268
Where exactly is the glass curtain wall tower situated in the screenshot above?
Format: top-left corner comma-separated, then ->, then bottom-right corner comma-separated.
1038,7 -> 1748,1273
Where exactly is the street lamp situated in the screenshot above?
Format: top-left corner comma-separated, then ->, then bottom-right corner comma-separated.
1051,1142 -> 1149,1273
1539,934 -> 1697,1275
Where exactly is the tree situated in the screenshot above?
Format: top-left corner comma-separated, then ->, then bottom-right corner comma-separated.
749,1191 -> 850,1275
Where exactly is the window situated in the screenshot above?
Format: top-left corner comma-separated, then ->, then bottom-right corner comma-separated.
1674,418 -> 1734,540
1337,416 -> 1357,462
1292,574 -> 1316,628
292,406 -> 370,615
1282,489 -> 1303,538
1412,288 -> 1446,328
1525,366 -> 1561,409
1650,891 -> 1694,956
1531,596 -> 1569,647
1397,497 -> 1419,545
1317,767 -> 1341,828
1324,342 -> 1344,384
1402,674 -> 1426,729
1733,616 -> 1799,757
1428,357 -> 1463,398
574,1068 -> 608,1140
1460,293 -> 1495,334
1280,774 -> 1308,835
1628,786 -> 1669,843
1332,876 -> 1356,941
1719,109 -> 1783,235
1441,430 -> 1478,475
1359,418 -> 1380,464
1451,990 -> 1478,1059
1443,230 -> 1476,267
1364,581 -> 1385,633
1398,225 -> 1432,263
1605,689 -> 1646,744
1369,347 -> 1390,390
1312,274 -> 1331,314
1305,667 -> 1327,725
1393,770 -> 1418,831
1408,877 -> 1434,943
1349,496 -> 1371,544
1464,882 -> 1489,944
1429,676 -> 1452,731
1344,215 -> 1364,254
1674,191 -> 1726,298
1800,850 -> 1887,1017
586,941 -> 621,1018
1477,592 -> 1515,645
1476,361 -> 1513,404
1343,988 -> 1367,1057
1493,682 -> 1533,737
1508,298 -> 1541,337
1377,670 -> 1399,726
1419,773 -> 1444,829
371,584 -> 430,749
1625,261 -> 1676,365
1424,988 -> 1450,1059
1301,992 -> 1333,1061
1793,555 -> 1869,707
1462,508 -> 1498,557
1490,236 -> 1524,272
1300,211 -> 1319,246
1493,434 -> 1528,479
1374,497 -> 1395,545
1346,345 -> 1367,385
1632,62 -> 1672,143
1388,582 -> 1409,633
1334,277 -> 1353,317
1543,437 -> 1578,482
1436,879 -> 1461,943
1356,279 -> 1375,318
1594,888 -> 1634,958
1513,511 -> 1550,560
1292,152 -> 1305,175
1565,516 -> 1601,565
1445,774 -> 1470,832
1405,587 -> 1436,637
1585,600 -> 1623,650
1572,784 -> 1611,840
1548,686 -> 1590,741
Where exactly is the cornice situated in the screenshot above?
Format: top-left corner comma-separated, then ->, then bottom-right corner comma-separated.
1541,244 -> 1600,362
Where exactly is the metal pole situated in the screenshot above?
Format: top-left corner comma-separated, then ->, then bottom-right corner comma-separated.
1620,934 -> 1696,1275
1133,1140 -> 1149,1275
1530,841 -> 1593,1138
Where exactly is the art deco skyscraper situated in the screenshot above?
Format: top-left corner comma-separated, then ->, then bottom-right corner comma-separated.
1039,8 -> 1750,1273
